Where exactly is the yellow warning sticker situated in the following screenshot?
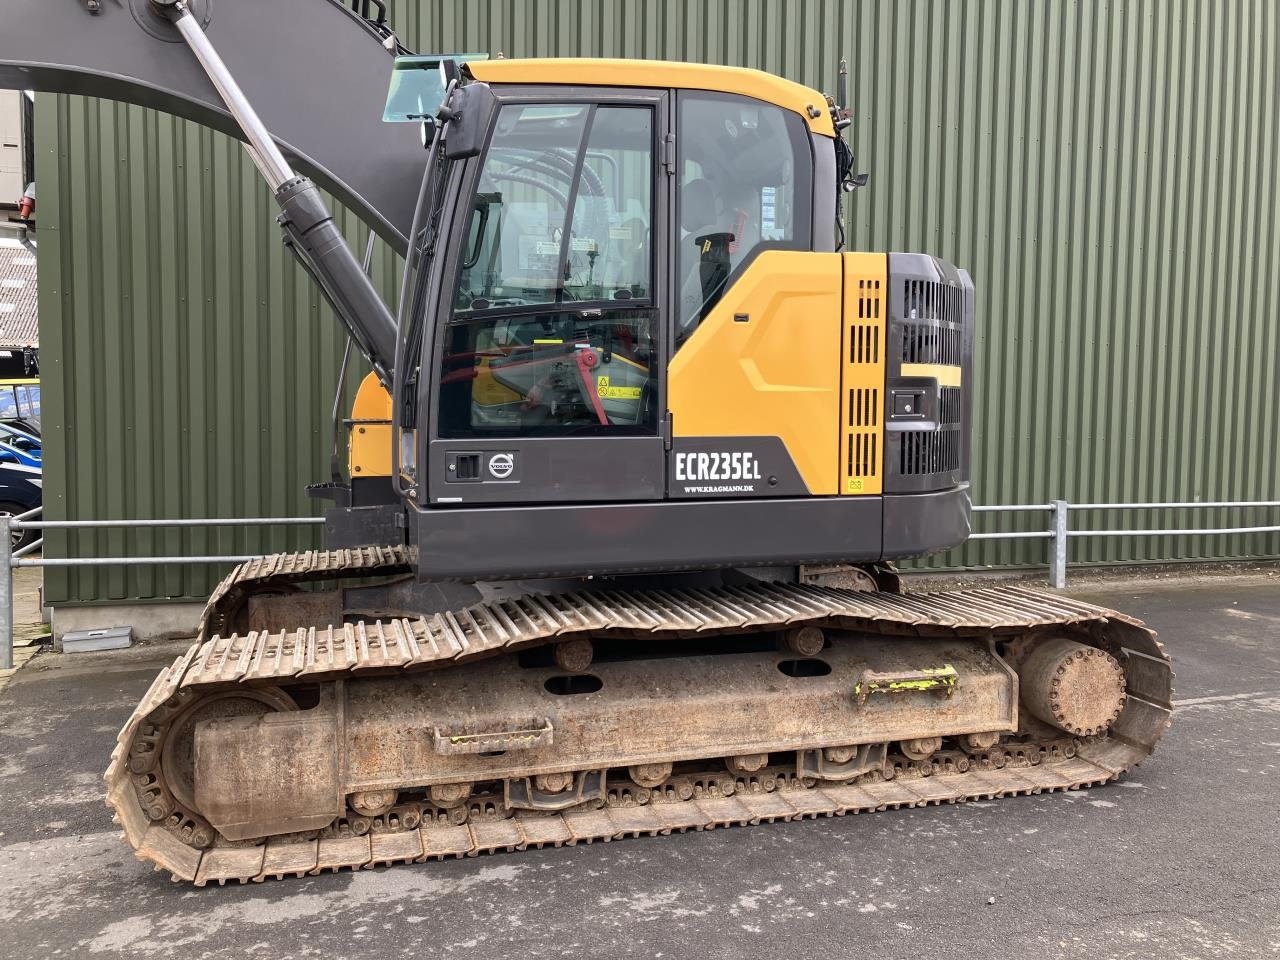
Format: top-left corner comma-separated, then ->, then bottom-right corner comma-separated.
846,478 -> 865,493
596,375 -> 642,401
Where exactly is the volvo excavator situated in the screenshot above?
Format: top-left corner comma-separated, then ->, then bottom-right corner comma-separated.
2,0 -> 1171,885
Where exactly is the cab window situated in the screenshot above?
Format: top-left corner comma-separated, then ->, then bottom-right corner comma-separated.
454,104 -> 652,309
675,93 -> 812,343
440,103 -> 657,438
15,386 -> 32,418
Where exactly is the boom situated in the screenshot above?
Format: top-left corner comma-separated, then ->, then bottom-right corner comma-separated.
0,0 -> 420,380
0,0 -> 423,249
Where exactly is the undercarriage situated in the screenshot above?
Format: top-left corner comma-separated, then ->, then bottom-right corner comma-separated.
106,550 -> 1172,885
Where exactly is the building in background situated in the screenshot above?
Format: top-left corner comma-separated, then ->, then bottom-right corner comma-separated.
0,236 -> 37,379
33,0 -> 1280,629
0,91 -> 26,206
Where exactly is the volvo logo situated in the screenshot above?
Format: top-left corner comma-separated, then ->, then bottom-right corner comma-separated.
488,452 -> 515,479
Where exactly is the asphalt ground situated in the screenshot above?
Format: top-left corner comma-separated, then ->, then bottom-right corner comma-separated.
0,573 -> 1277,959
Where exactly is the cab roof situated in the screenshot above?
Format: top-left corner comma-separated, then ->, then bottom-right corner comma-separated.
465,58 -> 835,137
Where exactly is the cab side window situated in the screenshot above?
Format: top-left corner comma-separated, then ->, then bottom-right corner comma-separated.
676,93 -> 812,344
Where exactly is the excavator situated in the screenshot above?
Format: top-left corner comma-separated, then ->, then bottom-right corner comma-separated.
2,0 -> 1171,885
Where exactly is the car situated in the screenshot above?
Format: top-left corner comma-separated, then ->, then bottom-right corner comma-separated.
0,459 -> 41,551
0,379 -> 41,436
0,423 -> 41,466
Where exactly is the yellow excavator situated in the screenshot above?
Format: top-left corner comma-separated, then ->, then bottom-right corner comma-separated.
2,0 -> 1170,884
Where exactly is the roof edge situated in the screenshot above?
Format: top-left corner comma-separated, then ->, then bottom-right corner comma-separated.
466,58 -> 835,137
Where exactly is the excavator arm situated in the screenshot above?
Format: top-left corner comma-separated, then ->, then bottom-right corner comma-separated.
1,0 -> 421,248
0,0 -> 432,381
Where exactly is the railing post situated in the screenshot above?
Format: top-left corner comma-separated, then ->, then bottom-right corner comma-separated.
1049,499 -> 1069,589
0,514 -> 12,671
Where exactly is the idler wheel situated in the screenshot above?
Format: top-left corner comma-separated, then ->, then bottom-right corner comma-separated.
1019,637 -> 1126,737
159,688 -> 297,814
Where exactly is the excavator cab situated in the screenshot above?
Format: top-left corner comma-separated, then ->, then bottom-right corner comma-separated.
338,59 -> 977,582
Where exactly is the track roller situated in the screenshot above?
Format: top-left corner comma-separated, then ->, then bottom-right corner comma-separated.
628,762 -> 672,788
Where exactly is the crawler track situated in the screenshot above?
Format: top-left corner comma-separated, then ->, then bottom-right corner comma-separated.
199,545 -> 413,637
106,554 -> 1173,885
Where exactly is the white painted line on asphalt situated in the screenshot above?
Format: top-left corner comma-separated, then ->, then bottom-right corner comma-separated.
0,279 -> 24,288
1172,691 -> 1279,708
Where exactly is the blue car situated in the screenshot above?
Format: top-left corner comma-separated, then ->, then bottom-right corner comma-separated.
0,423 -> 40,467
0,459 -> 40,550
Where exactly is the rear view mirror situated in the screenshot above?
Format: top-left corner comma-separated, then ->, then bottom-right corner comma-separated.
444,82 -> 497,159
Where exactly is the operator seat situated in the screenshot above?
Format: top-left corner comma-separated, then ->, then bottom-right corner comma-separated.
678,178 -> 731,335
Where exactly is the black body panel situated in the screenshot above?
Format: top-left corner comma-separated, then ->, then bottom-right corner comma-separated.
412,495 -> 883,580
408,486 -> 971,581
326,502 -> 406,549
428,436 -> 665,504
882,485 -> 972,559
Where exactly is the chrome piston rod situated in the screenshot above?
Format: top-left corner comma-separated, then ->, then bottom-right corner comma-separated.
157,0 -> 399,382
167,1 -> 294,190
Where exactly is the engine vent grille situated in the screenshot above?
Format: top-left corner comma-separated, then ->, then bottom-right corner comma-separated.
899,428 -> 961,476
850,323 -> 880,365
900,280 -> 964,364
939,386 -> 961,426
841,263 -> 886,496
886,261 -> 971,494
846,387 -> 880,481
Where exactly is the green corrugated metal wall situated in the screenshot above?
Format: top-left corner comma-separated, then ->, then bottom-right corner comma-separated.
39,0 -> 1280,603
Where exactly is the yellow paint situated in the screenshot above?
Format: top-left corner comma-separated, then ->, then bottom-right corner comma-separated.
900,362 -> 963,387
840,253 -> 888,496
348,372 -> 392,477
467,59 -> 835,137
668,250 -> 843,494
473,357 -> 523,407
855,665 -> 958,700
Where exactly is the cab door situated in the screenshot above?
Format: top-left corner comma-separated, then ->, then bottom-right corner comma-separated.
426,91 -> 670,506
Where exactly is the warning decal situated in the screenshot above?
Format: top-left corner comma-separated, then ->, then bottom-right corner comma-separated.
596,375 -> 642,401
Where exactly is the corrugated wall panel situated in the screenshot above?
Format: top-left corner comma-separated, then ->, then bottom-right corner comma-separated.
37,97 -> 395,602
39,0 -> 1280,603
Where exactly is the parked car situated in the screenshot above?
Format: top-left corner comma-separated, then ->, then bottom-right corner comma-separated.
0,459 -> 41,550
0,422 -> 40,466
0,379 -> 40,436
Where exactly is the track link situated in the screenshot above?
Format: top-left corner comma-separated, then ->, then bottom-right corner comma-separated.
106,568 -> 1173,886
200,545 -> 413,637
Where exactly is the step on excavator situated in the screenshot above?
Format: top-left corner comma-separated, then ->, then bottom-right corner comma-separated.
1,0 -> 1171,884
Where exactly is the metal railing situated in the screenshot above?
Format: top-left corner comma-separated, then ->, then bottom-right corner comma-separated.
971,500 -> 1280,590
0,509 -> 324,670
1,500 -> 1277,671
